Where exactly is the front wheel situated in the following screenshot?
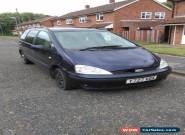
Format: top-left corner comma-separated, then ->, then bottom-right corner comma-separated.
55,68 -> 73,90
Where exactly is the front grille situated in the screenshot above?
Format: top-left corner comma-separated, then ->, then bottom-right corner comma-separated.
112,66 -> 158,75
113,69 -> 136,74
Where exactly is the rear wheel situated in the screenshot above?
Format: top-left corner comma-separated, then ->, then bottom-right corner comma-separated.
55,68 -> 73,90
23,57 -> 33,64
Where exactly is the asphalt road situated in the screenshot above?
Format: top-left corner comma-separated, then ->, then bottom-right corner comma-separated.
0,39 -> 185,135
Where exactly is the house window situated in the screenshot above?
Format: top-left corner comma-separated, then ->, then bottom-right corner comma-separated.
57,20 -> 61,25
141,12 -> 152,19
79,16 -> 88,23
155,12 -> 165,19
96,13 -> 104,21
66,19 -> 73,24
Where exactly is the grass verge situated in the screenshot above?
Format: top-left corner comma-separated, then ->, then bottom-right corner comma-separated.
137,42 -> 185,57
0,36 -> 18,40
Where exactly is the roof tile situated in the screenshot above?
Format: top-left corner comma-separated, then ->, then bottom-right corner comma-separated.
60,0 -> 136,18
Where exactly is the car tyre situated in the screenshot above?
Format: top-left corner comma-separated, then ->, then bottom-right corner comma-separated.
20,51 -> 33,64
23,57 -> 33,64
55,68 -> 73,90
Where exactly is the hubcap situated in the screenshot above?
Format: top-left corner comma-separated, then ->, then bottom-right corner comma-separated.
56,72 -> 64,89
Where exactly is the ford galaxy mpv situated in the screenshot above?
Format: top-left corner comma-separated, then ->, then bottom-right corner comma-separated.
19,27 -> 171,90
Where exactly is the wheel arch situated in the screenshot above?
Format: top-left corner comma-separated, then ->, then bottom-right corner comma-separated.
19,49 -> 22,55
49,65 -> 60,78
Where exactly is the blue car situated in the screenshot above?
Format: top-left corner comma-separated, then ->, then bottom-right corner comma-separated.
19,27 -> 171,90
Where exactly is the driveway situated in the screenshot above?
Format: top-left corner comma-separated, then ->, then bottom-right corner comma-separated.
0,39 -> 185,135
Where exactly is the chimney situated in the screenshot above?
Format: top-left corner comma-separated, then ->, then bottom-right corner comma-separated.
85,5 -> 90,9
109,0 -> 115,3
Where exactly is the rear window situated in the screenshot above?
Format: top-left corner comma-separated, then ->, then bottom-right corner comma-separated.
25,30 -> 38,44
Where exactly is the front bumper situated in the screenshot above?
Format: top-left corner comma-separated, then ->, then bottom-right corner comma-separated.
67,67 -> 171,89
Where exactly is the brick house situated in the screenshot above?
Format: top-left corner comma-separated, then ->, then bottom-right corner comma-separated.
165,0 -> 185,45
53,0 -> 172,43
17,16 -> 56,34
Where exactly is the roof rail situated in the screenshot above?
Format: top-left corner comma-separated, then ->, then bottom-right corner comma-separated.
28,26 -> 48,29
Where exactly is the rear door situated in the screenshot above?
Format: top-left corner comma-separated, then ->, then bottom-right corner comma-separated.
32,31 -> 53,68
23,30 -> 39,60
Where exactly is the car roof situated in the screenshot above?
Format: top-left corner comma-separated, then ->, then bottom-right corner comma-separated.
49,27 -> 101,32
28,27 -> 103,32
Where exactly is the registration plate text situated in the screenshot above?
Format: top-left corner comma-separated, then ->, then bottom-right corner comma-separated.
126,75 -> 157,84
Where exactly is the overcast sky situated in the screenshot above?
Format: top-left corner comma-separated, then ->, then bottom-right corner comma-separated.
0,0 -> 167,16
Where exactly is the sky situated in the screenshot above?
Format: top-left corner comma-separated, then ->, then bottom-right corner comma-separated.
0,0 -> 167,16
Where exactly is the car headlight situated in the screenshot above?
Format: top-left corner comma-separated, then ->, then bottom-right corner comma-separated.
75,65 -> 112,75
159,59 -> 168,69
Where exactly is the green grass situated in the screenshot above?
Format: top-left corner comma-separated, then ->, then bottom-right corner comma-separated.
137,42 -> 185,57
0,36 -> 18,40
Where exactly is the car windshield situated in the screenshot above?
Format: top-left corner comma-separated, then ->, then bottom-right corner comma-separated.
54,30 -> 137,50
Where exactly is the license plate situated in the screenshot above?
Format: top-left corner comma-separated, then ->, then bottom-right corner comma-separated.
126,75 -> 157,84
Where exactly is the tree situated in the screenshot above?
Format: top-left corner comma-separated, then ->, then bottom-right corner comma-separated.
163,1 -> 174,9
0,13 -> 16,35
21,12 -> 47,22
0,12 -> 48,35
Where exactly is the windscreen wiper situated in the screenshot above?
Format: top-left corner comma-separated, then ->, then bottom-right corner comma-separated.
80,45 -> 128,51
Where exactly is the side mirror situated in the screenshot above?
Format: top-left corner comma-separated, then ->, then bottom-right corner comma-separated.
43,41 -> 53,50
33,42 -> 55,51
33,44 -> 50,51
50,42 -> 56,50
50,42 -> 55,47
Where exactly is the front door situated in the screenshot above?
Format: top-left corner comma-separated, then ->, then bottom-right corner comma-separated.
181,25 -> 185,45
33,31 -> 53,68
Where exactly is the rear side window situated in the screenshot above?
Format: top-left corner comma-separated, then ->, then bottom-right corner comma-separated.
25,30 -> 38,44
20,30 -> 30,40
35,31 -> 51,47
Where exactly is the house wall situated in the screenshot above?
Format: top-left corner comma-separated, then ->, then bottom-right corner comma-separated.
18,19 -> 54,33
17,23 -> 41,33
53,12 -> 114,27
40,20 -> 54,27
174,1 -> 185,17
52,0 -> 172,43
113,0 -> 172,37
168,1 -> 185,45
52,19 -> 66,27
